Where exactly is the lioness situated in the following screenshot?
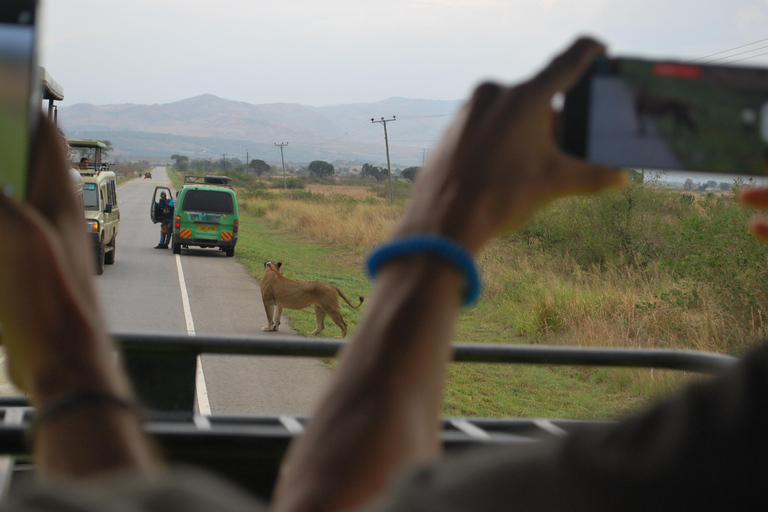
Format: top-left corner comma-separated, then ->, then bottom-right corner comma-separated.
261,261 -> 364,337
634,86 -> 697,137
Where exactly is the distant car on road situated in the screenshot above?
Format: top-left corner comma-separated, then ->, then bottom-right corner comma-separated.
145,171 -> 152,179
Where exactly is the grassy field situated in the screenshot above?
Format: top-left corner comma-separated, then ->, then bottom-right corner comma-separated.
175,170 -> 768,422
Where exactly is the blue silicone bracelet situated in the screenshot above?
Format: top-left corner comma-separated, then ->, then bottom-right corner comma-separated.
366,235 -> 482,306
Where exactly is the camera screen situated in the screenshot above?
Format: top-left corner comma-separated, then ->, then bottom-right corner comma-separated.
586,58 -> 768,176
0,18 -> 35,198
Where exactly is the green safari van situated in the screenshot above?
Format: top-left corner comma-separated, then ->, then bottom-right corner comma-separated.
151,175 -> 239,257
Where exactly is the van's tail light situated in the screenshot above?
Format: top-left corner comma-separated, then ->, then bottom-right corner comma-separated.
233,219 -> 239,234
175,216 -> 181,229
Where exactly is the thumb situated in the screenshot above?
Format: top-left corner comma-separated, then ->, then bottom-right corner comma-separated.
530,37 -> 606,99
549,153 -> 629,198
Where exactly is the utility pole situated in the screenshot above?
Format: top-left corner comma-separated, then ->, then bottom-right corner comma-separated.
221,153 -> 227,172
422,148 -> 426,167
246,150 -> 249,174
371,116 -> 396,204
275,142 -> 288,189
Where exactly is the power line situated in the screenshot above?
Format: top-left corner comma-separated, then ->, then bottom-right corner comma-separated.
719,50 -> 768,65
699,44 -> 768,64
396,113 -> 457,120
343,120 -> 374,135
686,37 -> 768,63
352,140 -> 385,151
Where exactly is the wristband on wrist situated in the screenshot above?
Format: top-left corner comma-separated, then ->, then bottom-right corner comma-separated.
30,390 -> 140,438
366,235 -> 482,306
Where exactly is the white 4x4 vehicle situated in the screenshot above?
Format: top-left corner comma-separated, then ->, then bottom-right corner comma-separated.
69,140 -> 119,275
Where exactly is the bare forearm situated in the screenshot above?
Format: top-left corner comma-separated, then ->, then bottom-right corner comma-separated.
0,117 -> 163,479
273,258 -> 463,512
34,402 -> 160,478
273,38 -> 626,512
29,330 -> 162,478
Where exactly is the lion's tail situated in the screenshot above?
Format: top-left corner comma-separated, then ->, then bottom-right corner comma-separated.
336,287 -> 364,309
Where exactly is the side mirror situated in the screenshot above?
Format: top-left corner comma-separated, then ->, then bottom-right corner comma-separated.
104,204 -> 113,214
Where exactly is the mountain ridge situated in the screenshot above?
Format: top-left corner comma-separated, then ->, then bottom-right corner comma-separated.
58,95 -> 462,165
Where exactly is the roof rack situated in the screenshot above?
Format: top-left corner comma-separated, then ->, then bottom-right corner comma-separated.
184,175 -> 233,186
68,140 -> 108,149
77,162 -> 112,176
39,67 -> 64,101
40,67 -> 63,125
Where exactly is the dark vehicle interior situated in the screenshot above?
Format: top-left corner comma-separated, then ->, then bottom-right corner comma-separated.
0,332 -> 735,499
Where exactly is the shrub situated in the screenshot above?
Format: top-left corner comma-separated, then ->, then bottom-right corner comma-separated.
369,180 -> 412,202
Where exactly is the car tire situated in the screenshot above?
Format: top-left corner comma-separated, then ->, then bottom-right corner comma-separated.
95,240 -> 105,275
226,247 -> 235,257
105,237 -> 116,265
172,239 -> 181,254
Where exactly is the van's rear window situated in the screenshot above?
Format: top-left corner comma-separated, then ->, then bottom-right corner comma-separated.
182,190 -> 234,214
83,183 -> 99,210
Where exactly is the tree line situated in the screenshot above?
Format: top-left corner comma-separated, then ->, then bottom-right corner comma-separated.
169,154 -> 422,182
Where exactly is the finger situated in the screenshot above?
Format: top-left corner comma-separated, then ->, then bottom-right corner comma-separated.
750,218 -> 768,244
27,114 -> 80,224
739,187 -> 768,209
529,36 -> 606,98
549,153 -> 629,198
0,187 -> 35,238
466,81 -> 505,125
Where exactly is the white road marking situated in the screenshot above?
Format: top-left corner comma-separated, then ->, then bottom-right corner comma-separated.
193,414 -> 212,430
195,357 -> 211,415
279,415 -> 305,434
175,254 -> 196,336
175,253 -> 212,415
450,419 -> 491,439
532,419 -> 569,437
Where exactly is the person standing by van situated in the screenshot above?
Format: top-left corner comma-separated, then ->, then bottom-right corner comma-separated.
154,191 -> 174,249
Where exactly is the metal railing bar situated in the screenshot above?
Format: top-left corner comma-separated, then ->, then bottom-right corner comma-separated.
113,333 -> 738,374
450,419 -> 491,439
193,415 -> 212,431
532,419 -> 569,437
278,416 -> 305,434
0,421 -> 545,457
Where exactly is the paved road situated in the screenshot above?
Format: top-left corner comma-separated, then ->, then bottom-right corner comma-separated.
96,167 -> 331,414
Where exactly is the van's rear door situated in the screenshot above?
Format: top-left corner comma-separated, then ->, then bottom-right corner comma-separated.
150,186 -> 173,224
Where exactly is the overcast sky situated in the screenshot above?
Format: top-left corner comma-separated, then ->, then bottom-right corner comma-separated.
39,0 -> 768,108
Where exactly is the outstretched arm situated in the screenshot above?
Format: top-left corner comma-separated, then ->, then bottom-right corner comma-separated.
0,116 -> 161,478
272,37 -> 628,512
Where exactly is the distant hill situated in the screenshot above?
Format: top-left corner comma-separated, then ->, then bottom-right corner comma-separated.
59,95 -> 462,166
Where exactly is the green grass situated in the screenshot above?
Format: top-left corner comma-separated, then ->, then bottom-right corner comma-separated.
235,218 -> 372,338
233,210 -> 694,420
443,363 -> 687,420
